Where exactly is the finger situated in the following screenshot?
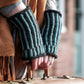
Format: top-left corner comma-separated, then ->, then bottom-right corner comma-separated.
50,57 -> 55,65
38,56 -> 53,70
31,59 -> 38,72
37,57 -> 41,66
38,56 -> 45,66
47,56 -> 52,66
43,56 -> 48,63
41,57 -> 44,63
48,57 -> 55,68
49,57 -> 55,65
38,57 -> 42,65
38,56 -> 49,69
38,57 -> 54,69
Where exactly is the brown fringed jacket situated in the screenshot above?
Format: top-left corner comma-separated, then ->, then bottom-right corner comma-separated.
0,0 -> 19,7
0,0 -> 19,56
0,15 -> 15,56
0,0 -> 46,81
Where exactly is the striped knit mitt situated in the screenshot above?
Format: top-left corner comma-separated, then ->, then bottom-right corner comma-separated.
41,10 -> 62,58
7,7 -> 46,60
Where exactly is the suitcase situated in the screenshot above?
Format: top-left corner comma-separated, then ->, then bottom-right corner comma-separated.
0,67 -> 84,84
0,76 -> 84,84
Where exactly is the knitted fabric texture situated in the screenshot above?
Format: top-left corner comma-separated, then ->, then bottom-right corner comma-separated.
41,10 -> 62,58
7,7 -> 46,60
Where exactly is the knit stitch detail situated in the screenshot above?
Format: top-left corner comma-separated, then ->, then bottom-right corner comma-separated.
7,7 -> 46,60
41,10 -> 62,58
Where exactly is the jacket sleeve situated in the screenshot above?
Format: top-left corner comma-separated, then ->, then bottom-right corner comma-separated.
0,0 -> 19,8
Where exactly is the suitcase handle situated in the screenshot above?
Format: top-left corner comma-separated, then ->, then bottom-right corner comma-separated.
26,64 -> 49,80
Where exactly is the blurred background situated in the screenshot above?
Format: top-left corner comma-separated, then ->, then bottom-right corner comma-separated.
33,0 -> 84,78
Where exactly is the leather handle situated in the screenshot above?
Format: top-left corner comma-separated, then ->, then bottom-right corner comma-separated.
26,62 -> 32,80
7,56 -> 11,81
12,56 -> 15,81
44,68 -> 49,78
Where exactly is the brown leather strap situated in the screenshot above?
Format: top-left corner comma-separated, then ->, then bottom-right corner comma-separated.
3,57 -> 5,81
4,57 -> 8,80
7,56 -> 11,81
44,68 -> 49,77
0,57 -> 4,81
0,56 -> 15,81
12,56 -> 15,81
29,65 -> 32,79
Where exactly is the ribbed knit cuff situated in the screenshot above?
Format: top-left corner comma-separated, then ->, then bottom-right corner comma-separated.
44,45 -> 57,58
41,10 -> 62,58
7,6 -> 46,60
22,45 -> 46,60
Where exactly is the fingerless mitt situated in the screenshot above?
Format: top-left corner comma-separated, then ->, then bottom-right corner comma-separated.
41,10 -> 62,58
7,7 -> 46,60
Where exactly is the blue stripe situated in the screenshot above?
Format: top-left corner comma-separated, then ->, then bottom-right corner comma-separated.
10,20 -> 24,49
15,17 -> 29,49
44,45 -> 46,51
28,10 -> 41,54
25,12 -> 37,47
20,14 -> 34,48
56,16 -> 62,52
25,50 -> 28,59
54,14 -> 59,45
12,29 -> 16,46
42,46 -> 44,53
18,28 -> 24,50
48,45 -> 50,52
33,48 -> 37,56
51,46 -> 54,53
54,14 -> 59,54
50,13 -> 55,45
42,45 -> 45,53
37,46 -> 40,55
40,34 -> 44,45
25,12 -> 37,56
45,13 -> 50,45
28,10 -> 40,46
41,24 -> 46,36
55,15 -> 62,54
30,50 -> 33,57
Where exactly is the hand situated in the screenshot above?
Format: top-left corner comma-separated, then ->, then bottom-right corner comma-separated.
23,56 -> 55,72
31,57 -> 43,72
38,56 -> 55,70
22,57 -> 43,72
